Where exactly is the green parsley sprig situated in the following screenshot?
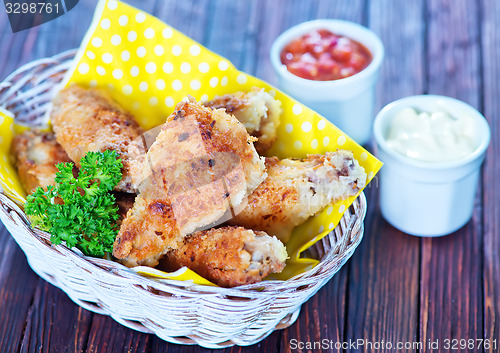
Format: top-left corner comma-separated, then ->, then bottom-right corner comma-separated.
24,150 -> 123,257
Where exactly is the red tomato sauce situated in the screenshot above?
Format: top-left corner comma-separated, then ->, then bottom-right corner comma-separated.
280,29 -> 372,81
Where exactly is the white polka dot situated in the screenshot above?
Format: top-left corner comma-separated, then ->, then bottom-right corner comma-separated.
190,79 -> 201,90
135,12 -> 146,23
107,0 -> 117,10
112,69 -> 123,79
218,60 -> 229,71
236,74 -> 247,85
156,79 -> 166,90
127,31 -> 137,42
163,27 -> 173,39
311,139 -> 318,149
107,83 -> 114,90
360,152 -> 368,162
86,50 -> 96,60
337,135 -> 347,146
294,140 -> 303,149
338,205 -> 346,214
221,76 -> 228,86
91,37 -> 102,48
130,66 -> 139,77
154,44 -> 164,56
77,63 -> 89,74
111,34 -> 121,46
136,46 -> 146,58
132,102 -> 140,110
318,225 -> 324,233
326,206 -> 333,215
100,18 -> 111,30
119,15 -> 128,26
172,80 -> 182,91
292,104 -> 303,115
144,27 -> 155,39
145,62 -> 157,74
368,171 -> 374,180
163,62 -> 174,74
1,155 -> 7,163
89,79 -> 97,88
165,96 -> 175,107
198,62 -> 209,73
121,50 -> 130,61
329,222 -> 334,230
149,97 -> 158,106
96,66 -> 106,76
102,53 -> 113,64
323,136 -> 330,146
209,77 -> 218,88
122,85 -> 133,95
171,45 -> 182,56
318,119 -> 326,130
301,121 -> 312,132
285,123 -> 293,133
180,62 -> 191,74
189,44 -> 201,56
139,81 -> 148,92
200,94 -> 208,102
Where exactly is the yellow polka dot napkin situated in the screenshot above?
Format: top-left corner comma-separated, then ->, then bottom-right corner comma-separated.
0,0 -> 382,283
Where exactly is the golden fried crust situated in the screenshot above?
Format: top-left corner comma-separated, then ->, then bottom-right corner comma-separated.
11,130 -> 73,194
160,226 -> 287,287
205,89 -> 281,154
50,85 -> 144,193
113,98 -> 266,267
228,151 -> 367,242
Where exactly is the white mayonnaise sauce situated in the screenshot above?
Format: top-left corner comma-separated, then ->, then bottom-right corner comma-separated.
386,107 -> 476,162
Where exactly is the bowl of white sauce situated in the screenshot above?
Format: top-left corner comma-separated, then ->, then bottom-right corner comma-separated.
374,95 -> 490,236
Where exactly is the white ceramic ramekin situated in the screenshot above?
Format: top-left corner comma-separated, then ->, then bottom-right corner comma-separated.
270,19 -> 384,145
374,95 -> 491,237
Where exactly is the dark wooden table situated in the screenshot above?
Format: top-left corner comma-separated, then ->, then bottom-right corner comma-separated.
0,0 -> 498,352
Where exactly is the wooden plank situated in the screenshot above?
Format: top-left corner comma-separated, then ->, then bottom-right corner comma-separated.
0,228 -> 39,353
345,1 -> 424,352
479,1 -> 500,352
152,0 -> 211,44
85,315 -> 151,353
19,280 -> 93,353
420,1 -> 483,352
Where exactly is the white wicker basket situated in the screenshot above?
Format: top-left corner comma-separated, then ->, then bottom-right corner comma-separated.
0,50 -> 366,349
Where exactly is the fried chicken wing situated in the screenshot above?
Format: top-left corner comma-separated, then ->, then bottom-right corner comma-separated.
204,89 -> 281,153
113,97 -> 267,267
11,130 -> 73,194
228,150 -> 367,242
50,85 -> 143,193
160,226 -> 287,287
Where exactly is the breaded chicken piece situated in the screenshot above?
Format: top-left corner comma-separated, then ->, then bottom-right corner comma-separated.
50,85 -> 143,193
113,97 -> 267,267
204,89 -> 281,153
160,226 -> 287,287
228,150 -> 367,242
11,130 -> 73,194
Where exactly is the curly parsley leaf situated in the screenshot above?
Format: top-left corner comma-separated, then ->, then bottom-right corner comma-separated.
24,150 -> 123,257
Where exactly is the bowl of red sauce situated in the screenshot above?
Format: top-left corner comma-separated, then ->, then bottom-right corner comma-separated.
270,20 -> 384,145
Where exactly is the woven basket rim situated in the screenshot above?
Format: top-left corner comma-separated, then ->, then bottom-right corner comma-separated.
0,190 -> 366,296
0,48 -> 367,300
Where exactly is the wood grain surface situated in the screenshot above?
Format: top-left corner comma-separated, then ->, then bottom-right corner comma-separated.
0,0 -> 498,352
